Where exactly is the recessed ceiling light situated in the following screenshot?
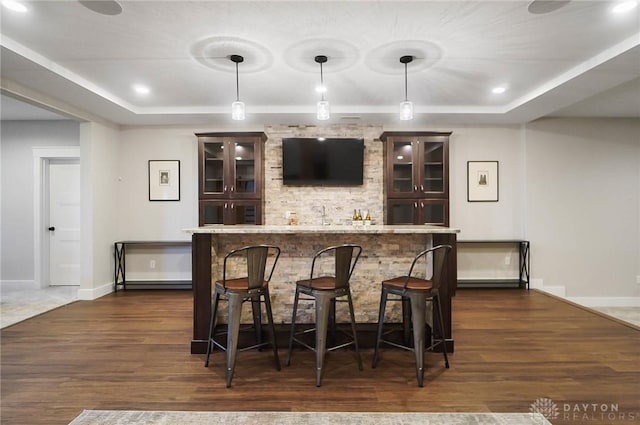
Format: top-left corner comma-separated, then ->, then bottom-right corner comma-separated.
78,0 -> 122,16
612,0 -> 638,13
132,84 -> 150,95
2,0 -> 28,13
527,0 -> 571,14
492,86 -> 507,94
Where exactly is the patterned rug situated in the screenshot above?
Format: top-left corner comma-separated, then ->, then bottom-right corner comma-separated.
68,410 -> 552,425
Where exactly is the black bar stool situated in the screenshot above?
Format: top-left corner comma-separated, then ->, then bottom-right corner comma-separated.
286,244 -> 363,386
372,244 -> 451,387
204,245 -> 281,387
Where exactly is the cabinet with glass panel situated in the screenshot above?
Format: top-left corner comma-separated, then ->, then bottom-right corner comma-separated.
196,132 -> 266,225
381,131 -> 450,226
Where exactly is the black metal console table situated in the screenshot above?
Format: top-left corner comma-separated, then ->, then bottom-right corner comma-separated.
457,240 -> 530,289
114,240 -> 192,291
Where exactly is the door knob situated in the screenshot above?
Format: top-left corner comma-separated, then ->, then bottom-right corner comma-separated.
48,226 -> 55,231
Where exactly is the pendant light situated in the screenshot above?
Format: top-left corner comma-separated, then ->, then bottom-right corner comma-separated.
230,54 -> 245,121
315,55 -> 330,121
399,55 -> 414,121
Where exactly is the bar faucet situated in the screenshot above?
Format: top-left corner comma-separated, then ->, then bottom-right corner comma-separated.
321,205 -> 328,225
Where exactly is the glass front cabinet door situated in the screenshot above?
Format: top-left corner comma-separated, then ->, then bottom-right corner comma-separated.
381,131 -> 451,226
196,132 -> 266,225
383,132 -> 450,199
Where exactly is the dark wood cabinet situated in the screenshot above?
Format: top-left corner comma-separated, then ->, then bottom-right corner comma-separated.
199,200 -> 262,225
387,198 -> 448,226
196,132 -> 266,225
381,131 -> 451,226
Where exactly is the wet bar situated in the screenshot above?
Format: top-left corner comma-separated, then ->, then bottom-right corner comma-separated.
186,224 -> 459,354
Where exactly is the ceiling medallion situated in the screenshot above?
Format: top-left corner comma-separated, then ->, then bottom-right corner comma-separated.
190,36 -> 272,73
365,40 -> 443,75
284,39 -> 359,73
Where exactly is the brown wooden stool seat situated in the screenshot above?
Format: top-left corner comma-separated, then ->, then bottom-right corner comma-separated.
372,244 -> 451,387
204,245 -> 281,387
286,244 -> 363,386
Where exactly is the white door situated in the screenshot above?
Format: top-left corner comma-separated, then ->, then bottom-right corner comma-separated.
49,160 -> 81,286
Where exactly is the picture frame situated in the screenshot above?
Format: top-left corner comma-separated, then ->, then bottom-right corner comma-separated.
149,160 -> 180,201
467,161 -> 498,202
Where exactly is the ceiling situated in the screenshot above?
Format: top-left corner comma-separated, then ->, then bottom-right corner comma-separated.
1,0 -> 639,127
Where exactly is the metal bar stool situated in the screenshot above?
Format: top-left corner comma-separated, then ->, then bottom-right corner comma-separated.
286,244 -> 363,386
372,244 -> 451,387
204,245 -> 281,387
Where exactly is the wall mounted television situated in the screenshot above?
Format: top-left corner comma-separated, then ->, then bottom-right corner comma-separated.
282,138 -> 364,186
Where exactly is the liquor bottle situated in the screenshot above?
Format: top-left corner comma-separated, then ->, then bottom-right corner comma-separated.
364,210 -> 371,225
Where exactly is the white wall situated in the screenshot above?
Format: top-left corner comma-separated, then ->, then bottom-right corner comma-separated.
447,124 -> 525,240
78,122 -> 120,299
117,127 -> 199,239
3,118 -> 637,301
525,118 -> 640,299
0,120 -> 80,286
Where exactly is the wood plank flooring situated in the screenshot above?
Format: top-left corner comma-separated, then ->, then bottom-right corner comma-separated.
1,289 -> 638,425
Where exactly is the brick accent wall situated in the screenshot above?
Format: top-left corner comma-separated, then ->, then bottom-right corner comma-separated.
263,124 -> 384,226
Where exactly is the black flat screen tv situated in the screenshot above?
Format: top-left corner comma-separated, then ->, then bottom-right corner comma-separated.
282,138 -> 364,186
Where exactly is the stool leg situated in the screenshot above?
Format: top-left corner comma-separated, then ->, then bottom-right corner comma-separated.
329,298 -> 337,345
434,294 -> 450,368
402,298 -> 411,345
263,288 -> 281,371
205,292 -> 220,368
346,288 -> 363,371
372,286 -> 388,368
251,298 -> 263,347
315,292 -> 332,387
410,293 -> 427,387
286,286 -> 301,366
225,293 -> 243,388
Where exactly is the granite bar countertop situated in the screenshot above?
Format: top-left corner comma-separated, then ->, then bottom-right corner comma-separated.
184,224 -> 460,235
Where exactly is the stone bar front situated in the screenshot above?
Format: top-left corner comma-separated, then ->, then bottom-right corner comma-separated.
186,225 -> 459,354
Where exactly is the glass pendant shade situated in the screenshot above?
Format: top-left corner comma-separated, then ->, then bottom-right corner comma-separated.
317,100 -> 330,120
231,100 -> 245,121
230,54 -> 245,121
314,55 -> 330,121
399,100 -> 413,121
399,55 -> 414,121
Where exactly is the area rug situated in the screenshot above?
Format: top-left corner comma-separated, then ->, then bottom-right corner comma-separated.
68,410 -> 552,425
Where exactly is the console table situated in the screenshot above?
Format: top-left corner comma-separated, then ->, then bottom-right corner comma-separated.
457,240 -> 530,289
114,240 -> 192,291
185,224 -> 459,354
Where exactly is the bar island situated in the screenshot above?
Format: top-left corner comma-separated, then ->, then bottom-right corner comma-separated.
186,224 -> 459,354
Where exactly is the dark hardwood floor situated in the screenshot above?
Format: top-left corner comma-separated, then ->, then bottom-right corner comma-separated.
1,289 -> 638,425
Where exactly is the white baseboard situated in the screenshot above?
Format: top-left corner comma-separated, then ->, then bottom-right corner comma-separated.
0,280 -> 39,290
531,278 -> 639,307
529,278 -> 544,290
78,282 -> 113,300
537,284 -> 566,298
567,297 -> 640,307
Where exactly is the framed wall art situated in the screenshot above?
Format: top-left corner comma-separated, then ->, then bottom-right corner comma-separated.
149,160 -> 180,201
467,161 -> 498,202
